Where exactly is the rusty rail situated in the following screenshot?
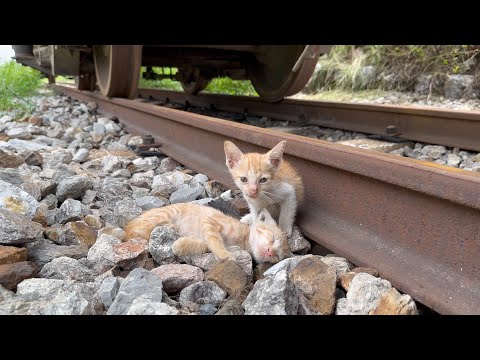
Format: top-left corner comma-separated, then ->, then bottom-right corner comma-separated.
57,85 -> 480,314
137,88 -> 480,153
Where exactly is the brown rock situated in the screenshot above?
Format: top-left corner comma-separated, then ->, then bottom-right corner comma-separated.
98,227 -> 126,241
84,214 -> 103,229
65,222 -> 98,247
44,227 -> 61,243
112,238 -> 149,270
215,299 -> 245,315
24,152 -> 44,167
0,150 -> 24,168
370,288 -> 419,315
206,260 -> 250,301
32,209 -> 48,227
339,272 -> 356,291
352,267 -> 379,277
0,261 -> 38,290
151,264 -> 204,294
88,149 -> 138,160
0,134 -> 10,142
0,245 -> 28,265
289,257 -> 337,315
204,180 -> 226,198
253,262 -> 274,282
230,198 -> 249,216
28,116 -> 43,126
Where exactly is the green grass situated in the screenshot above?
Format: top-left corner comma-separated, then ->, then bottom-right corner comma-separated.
138,66 -> 258,96
0,61 -> 42,117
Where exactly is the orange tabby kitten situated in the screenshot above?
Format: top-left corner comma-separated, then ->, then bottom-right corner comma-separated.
224,140 -> 304,237
125,203 -> 292,264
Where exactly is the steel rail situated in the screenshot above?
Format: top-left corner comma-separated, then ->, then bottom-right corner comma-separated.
137,88 -> 480,153
57,85 -> 480,315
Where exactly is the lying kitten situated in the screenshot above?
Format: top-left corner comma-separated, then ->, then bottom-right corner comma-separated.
224,140 -> 304,237
125,203 -> 292,264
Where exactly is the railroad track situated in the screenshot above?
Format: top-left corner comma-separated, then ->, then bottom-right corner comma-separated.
137,88 -> 480,153
55,85 -> 480,315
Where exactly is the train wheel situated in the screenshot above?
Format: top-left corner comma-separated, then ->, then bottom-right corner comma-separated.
93,45 -> 143,98
246,45 -> 322,102
180,67 -> 209,95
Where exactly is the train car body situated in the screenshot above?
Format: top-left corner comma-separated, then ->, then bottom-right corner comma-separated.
12,45 -> 331,102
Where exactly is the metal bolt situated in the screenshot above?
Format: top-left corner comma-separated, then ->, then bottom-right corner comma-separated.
142,134 -> 154,145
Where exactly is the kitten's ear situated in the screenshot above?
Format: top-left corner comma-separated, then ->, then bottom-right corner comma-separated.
224,141 -> 243,169
265,141 -> 286,169
257,209 -> 276,225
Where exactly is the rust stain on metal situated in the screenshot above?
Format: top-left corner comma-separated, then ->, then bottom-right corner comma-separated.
138,88 -> 480,153
57,85 -> 480,315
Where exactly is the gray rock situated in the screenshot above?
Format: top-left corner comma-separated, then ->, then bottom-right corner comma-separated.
97,276 -> 121,310
169,184 -> 205,204
135,196 -> 165,210
151,264 -> 204,294
288,225 -> 311,254
421,145 -> 446,159
444,74 -> 474,99
25,240 -> 89,268
447,153 -> 461,167
127,297 -> 179,315
7,139 -> 50,152
56,199 -> 83,224
340,273 -> 392,315
23,151 -> 44,167
335,298 -> 349,315
0,209 -> 43,245
0,168 -> 23,185
38,256 -> 96,281
191,197 -> 214,206
0,284 -> 15,301
6,127 -> 32,139
107,268 -> 164,315
113,199 -> 142,228
179,281 -> 227,311
72,148 -> 89,163
87,234 -> 122,274
185,246 -> 253,281
111,169 -> 131,178
101,155 -> 123,173
56,175 -> 93,203
128,157 -> 160,174
198,303 -> 217,315
0,179 -> 39,219
127,136 -> 143,146
6,278 -> 102,315
82,189 -> 97,205
263,255 -> 316,277
321,256 -> 352,277
243,270 -> 299,315
414,74 -> 433,95
215,299 -> 245,315
220,190 -> 232,201
149,225 -> 180,264
190,174 -> 209,187
157,157 -> 179,174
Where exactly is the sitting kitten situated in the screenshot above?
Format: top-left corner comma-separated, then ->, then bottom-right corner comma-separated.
125,203 -> 292,264
224,140 -> 304,237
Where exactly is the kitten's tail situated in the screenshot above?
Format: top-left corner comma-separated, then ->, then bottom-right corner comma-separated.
124,207 -> 173,241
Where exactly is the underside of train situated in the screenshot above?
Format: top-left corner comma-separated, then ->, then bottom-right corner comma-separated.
12,45 -> 332,102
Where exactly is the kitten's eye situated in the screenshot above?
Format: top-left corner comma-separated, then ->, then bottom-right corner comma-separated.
240,177 -> 248,183
259,177 -> 268,183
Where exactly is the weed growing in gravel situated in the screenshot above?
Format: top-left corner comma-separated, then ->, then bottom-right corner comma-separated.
0,61 -> 42,117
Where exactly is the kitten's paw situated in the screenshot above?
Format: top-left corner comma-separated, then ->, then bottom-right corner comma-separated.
285,227 -> 293,238
240,214 -> 253,224
218,251 -> 236,262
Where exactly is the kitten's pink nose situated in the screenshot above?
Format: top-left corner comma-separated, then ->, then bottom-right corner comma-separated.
248,187 -> 258,197
262,248 -> 275,257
